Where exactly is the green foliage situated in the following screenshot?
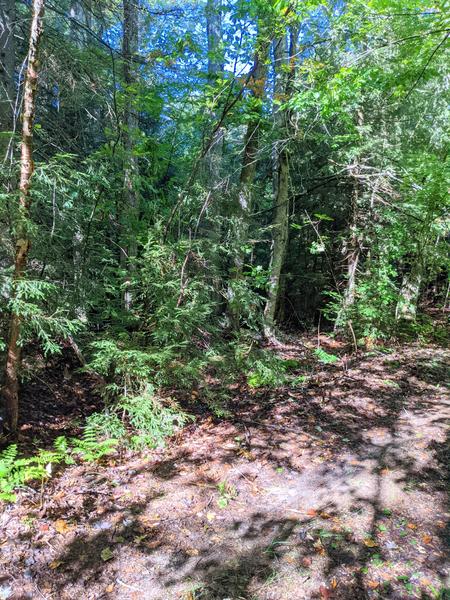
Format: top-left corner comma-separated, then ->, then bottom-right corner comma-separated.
0,438 -> 74,502
314,348 -> 339,365
245,351 -> 301,388
0,278 -> 83,355
87,339 -> 191,448
121,391 -> 191,450
216,480 -> 237,509
70,424 -> 119,462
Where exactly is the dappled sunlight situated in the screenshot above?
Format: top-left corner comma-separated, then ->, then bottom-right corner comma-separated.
1,343 -> 448,599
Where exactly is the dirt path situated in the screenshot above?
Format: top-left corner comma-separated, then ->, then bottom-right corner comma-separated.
1,344 -> 449,599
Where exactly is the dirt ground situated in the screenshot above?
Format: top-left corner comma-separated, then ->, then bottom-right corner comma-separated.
0,339 -> 449,599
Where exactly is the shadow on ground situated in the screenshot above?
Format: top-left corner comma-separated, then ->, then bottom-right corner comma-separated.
1,344 -> 449,599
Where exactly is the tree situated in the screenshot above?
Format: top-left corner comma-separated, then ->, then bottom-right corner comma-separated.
264,25 -> 298,338
227,26 -> 270,328
121,0 -> 140,311
2,0 -> 46,433
0,0 -> 15,160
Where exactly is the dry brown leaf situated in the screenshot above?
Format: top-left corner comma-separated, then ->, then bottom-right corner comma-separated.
283,555 -> 296,564
49,560 -> 62,570
105,584 -> 115,593
367,580 -> 379,589
363,538 -> 378,548
307,509 -> 318,517
313,540 -> 326,555
54,519 -> 73,534
331,577 -> 337,589
407,523 -> 417,530
422,534 -> 432,544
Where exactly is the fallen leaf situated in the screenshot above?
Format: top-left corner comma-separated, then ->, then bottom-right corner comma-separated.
54,519 -> 73,535
307,509 -> 318,517
101,547 -> 114,562
49,560 -> 62,570
206,512 -> 216,522
313,539 -> 326,555
422,534 -> 432,544
302,557 -> 312,567
367,580 -> 379,589
420,578 -> 432,586
320,512 -> 332,520
331,577 -> 337,589
284,555 -> 296,564
105,584 -> 115,593
363,538 -> 378,548
407,523 -> 417,530
186,548 -> 199,556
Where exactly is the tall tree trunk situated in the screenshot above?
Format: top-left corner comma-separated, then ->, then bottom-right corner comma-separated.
1,0 -> 45,433
227,32 -> 269,327
0,0 -> 16,160
204,0 -> 224,184
335,114 -> 364,331
121,0 -> 139,311
338,181 -> 361,319
264,29 -> 297,338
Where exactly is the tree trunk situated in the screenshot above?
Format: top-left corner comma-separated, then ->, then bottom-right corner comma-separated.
121,0 -> 139,311
0,0 -> 16,159
335,134 -> 363,330
227,33 -> 270,327
264,29 -> 297,338
396,260 -> 423,321
204,0 -> 224,184
1,0 -> 45,433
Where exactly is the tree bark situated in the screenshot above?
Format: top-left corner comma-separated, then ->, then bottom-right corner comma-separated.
264,29 -> 297,338
227,32 -> 269,320
121,0 -> 139,311
1,0 -> 45,433
0,0 -> 16,159
341,182 -> 361,311
396,259 -> 423,321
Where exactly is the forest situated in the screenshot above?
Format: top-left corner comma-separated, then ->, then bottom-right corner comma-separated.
0,0 -> 449,598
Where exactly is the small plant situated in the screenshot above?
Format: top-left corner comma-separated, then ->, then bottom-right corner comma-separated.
245,351 -> 300,388
71,424 -> 119,462
216,480 -> 237,508
314,348 -> 339,364
0,438 -> 73,502
87,339 -> 192,448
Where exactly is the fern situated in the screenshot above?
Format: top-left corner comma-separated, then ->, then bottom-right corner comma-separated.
314,348 -> 339,364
